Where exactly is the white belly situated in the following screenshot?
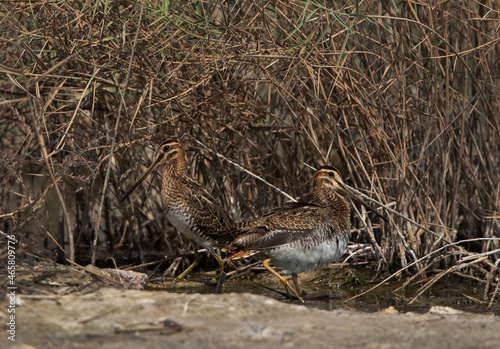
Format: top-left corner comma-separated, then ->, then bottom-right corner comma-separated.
166,211 -> 213,248
270,236 -> 349,274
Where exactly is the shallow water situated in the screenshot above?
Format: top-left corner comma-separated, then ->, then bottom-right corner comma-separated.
147,266 -> 500,315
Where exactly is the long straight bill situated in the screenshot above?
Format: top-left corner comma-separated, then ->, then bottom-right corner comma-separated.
342,186 -> 388,222
121,159 -> 161,202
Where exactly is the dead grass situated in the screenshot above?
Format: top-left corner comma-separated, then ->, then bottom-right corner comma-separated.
0,0 -> 499,303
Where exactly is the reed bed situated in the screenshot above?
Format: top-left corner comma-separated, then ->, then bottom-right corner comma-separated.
1,0 -> 499,304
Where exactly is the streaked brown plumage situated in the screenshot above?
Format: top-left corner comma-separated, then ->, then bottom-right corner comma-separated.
224,166 -> 359,301
122,140 -> 235,289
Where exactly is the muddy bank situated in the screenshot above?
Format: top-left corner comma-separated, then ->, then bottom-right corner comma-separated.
3,287 -> 499,349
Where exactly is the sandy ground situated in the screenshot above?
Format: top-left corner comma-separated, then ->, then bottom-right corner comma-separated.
2,287 -> 499,349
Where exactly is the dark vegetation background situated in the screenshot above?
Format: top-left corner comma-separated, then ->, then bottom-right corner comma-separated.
1,0 -> 499,303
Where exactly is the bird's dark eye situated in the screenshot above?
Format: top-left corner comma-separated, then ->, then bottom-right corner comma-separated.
328,171 -> 334,177
163,145 -> 170,151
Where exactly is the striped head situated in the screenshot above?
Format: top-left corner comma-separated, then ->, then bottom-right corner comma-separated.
312,166 -> 354,209
154,140 -> 186,174
121,140 -> 186,202
313,166 -> 345,192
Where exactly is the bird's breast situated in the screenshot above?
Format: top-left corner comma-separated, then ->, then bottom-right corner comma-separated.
165,209 -> 214,248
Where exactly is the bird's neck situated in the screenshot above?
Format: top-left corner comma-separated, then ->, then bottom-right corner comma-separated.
312,187 -> 350,214
162,154 -> 187,179
160,155 -> 188,206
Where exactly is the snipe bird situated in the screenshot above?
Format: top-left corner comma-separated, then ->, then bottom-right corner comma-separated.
121,140 -> 235,290
224,166 -> 379,302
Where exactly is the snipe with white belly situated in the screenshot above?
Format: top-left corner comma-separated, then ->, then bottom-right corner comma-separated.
122,140 -> 235,292
224,166 -> 384,302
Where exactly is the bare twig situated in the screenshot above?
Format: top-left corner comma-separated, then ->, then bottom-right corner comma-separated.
343,238 -> 500,303
189,136 -> 297,202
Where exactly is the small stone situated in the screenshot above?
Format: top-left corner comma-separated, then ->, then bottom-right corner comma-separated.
428,306 -> 464,315
101,268 -> 149,289
379,306 -> 399,314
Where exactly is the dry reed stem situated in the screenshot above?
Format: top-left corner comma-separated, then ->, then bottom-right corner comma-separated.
344,237 -> 500,303
189,136 -> 297,203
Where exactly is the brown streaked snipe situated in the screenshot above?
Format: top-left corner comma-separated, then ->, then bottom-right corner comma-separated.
224,166 -> 384,302
121,140 -> 235,291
